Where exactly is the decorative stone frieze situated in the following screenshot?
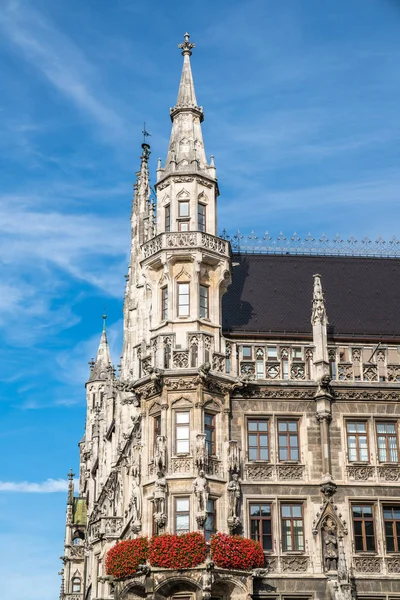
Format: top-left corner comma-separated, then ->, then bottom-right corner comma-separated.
386,556 -> 400,573
353,556 -> 382,573
277,464 -> 305,480
281,555 -> 308,572
346,465 -> 375,481
377,465 -> 400,482
246,463 -> 274,480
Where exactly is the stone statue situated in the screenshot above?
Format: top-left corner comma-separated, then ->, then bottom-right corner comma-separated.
198,362 -> 211,381
129,477 -> 142,524
193,470 -> 209,513
323,517 -> 338,571
153,471 -> 167,516
195,433 -> 207,472
154,435 -> 167,472
227,473 -> 240,518
131,443 -> 141,479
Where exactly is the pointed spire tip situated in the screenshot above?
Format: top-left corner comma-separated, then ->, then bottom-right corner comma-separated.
178,32 -> 195,56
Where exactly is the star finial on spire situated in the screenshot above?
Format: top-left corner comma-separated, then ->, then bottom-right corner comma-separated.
178,32 -> 195,56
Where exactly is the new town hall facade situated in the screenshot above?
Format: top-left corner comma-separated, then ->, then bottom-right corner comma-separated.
60,34 -> 400,600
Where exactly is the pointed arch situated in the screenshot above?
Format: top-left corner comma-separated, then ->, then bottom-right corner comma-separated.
177,188 -> 190,199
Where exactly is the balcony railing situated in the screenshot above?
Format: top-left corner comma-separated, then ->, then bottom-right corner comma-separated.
141,232 -> 229,260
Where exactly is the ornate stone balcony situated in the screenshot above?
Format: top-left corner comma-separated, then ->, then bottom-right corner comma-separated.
141,231 -> 229,260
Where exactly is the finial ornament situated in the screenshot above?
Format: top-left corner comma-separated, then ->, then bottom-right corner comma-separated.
67,468 -> 75,481
102,311 -> 107,332
178,32 -> 195,56
312,274 -> 328,326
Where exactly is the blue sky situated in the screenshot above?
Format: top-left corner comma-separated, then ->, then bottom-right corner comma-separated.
0,0 -> 400,597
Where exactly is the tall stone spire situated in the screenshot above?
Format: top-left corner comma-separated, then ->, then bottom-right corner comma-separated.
132,142 -> 154,247
89,314 -> 112,381
159,33 -> 211,178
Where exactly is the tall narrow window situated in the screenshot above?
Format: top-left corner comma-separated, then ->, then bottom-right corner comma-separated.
178,283 -> 190,316
376,422 -> 398,463
175,497 -> 190,534
200,285 -> 209,318
278,421 -> 299,461
205,413 -> 216,456
205,499 -> 216,541
165,205 -> 170,232
281,349 -> 289,380
154,415 -> 161,450
248,420 -> 269,461
281,504 -> 304,551
190,340 -> 198,367
161,286 -> 168,320
250,503 -> 273,551
164,341 -> 171,368
329,349 -> 337,380
256,348 -> 264,379
198,203 -> 206,232
383,506 -> 400,552
176,412 -> 190,454
72,578 -> 81,593
347,422 -> 369,462
352,505 -> 376,552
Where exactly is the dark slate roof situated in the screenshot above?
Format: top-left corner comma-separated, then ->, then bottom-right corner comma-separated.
222,253 -> 400,341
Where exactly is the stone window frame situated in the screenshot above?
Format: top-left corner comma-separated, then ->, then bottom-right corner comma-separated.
199,284 -> 209,319
197,201 -> 206,233
71,576 -> 81,593
247,418 -> 270,462
165,204 -> 171,232
249,501 -> 274,552
205,497 -> 217,541
375,419 -> 399,464
280,501 -> 305,553
382,504 -> 400,553
174,495 -> 191,534
174,410 -> 191,455
204,411 -> 216,456
177,281 -> 190,317
351,502 -> 377,553
277,419 -> 300,463
345,419 -> 370,464
161,285 -> 169,321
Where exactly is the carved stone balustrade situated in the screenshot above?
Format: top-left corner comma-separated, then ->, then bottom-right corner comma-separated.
353,556 -> 382,574
141,231 -> 230,260
212,353 -> 225,372
387,365 -> 400,382
338,363 -> 353,381
63,595 -> 83,600
172,351 -> 189,369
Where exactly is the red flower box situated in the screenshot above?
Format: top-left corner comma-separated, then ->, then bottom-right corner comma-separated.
210,533 -> 264,570
105,537 -> 148,579
149,532 -> 207,569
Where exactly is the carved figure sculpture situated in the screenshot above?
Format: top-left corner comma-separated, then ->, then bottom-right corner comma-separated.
228,440 -> 240,473
129,477 -> 142,523
153,471 -> 167,516
193,470 -> 209,513
195,434 -> 207,472
227,473 -> 241,518
131,443 -> 141,479
323,517 -> 338,571
154,435 -> 167,472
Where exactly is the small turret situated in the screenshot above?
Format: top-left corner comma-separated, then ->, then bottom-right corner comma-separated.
88,314 -> 113,382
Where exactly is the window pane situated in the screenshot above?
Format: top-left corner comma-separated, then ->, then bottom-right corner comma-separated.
248,422 -> 258,431
288,422 -> 298,432
179,202 -> 189,217
176,440 -> 189,453
281,505 -> 291,518
176,412 -> 189,423
258,421 -> 268,431
278,422 -> 288,432
249,448 -> 257,460
250,504 -> 261,516
260,448 -> 269,460
176,426 -> 189,439
176,515 -> 189,532
176,498 -> 189,511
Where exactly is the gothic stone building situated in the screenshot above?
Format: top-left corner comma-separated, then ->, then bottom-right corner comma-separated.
60,34 -> 400,600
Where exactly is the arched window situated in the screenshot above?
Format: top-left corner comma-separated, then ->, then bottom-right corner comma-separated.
72,577 -> 81,593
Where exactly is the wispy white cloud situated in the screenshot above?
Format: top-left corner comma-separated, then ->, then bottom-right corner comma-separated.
0,478 -> 74,493
0,1 -> 126,141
